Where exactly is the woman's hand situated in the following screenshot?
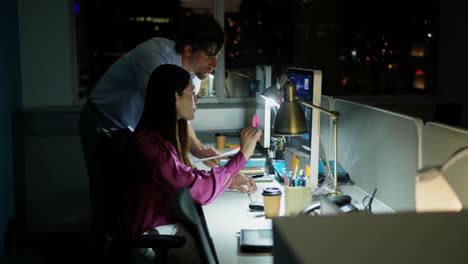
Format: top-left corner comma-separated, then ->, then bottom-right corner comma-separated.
239,127 -> 262,160
195,147 -> 221,168
228,174 -> 257,193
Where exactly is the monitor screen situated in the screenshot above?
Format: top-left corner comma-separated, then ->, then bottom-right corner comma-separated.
283,67 -> 322,185
285,67 -> 322,151
255,93 -> 272,148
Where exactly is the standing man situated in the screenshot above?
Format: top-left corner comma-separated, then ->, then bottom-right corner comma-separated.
79,14 -> 226,232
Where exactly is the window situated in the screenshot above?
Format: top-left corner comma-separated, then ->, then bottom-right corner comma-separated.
74,0 -> 439,101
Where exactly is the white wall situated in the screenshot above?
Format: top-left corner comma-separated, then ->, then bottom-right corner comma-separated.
192,107 -> 254,131
17,0 -> 77,107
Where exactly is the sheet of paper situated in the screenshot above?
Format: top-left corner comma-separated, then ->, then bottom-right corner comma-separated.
191,147 -> 240,163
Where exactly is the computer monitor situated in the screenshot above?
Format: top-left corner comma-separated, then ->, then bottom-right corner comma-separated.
286,67 -> 322,185
255,93 -> 272,148
286,67 -> 321,145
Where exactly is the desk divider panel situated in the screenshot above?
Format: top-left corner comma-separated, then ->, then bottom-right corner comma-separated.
333,99 -> 423,212
273,211 -> 468,264
422,121 -> 468,167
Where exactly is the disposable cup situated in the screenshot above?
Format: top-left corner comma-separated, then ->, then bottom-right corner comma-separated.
215,133 -> 227,150
262,187 -> 282,218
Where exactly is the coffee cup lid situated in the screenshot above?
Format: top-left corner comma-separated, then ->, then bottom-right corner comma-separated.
215,132 -> 227,136
262,187 -> 282,196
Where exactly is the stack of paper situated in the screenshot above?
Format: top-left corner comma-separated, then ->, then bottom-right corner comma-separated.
219,156 -> 267,176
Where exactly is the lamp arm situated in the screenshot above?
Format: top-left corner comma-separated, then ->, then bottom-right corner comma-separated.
298,99 -> 341,121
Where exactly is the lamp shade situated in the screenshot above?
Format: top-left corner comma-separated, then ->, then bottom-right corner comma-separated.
415,146 -> 468,213
415,167 -> 462,212
273,82 -> 308,136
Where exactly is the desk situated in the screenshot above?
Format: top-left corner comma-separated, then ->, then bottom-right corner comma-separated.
202,175 -> 393,263
203,180 -> 279,264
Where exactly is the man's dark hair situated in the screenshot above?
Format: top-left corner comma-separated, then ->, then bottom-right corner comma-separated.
174,14 -> 226,56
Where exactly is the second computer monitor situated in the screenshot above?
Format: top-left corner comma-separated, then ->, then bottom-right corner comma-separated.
287,67 -> 322,187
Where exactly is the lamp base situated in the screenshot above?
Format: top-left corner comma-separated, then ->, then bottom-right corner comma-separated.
328,190 -> 342,197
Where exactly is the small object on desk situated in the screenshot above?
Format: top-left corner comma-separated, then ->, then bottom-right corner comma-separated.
262,187 -> 282,218
340,203 -> 359,213
252,174 -> 273,183
298,194 -> 353,216
284,186 -> 312,216
247,191 -> 263,212
239,229 -> 273,253
239,167 -> 266,175
251,174 -> 264,178
249,201 -> 264,212
215,132 -> 227,151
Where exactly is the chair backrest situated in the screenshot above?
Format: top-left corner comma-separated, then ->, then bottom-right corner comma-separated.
170,187 -> 219,264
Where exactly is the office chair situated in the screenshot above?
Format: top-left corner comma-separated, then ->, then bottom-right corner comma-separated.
170,187 -> 219,264
5,132 -> 186,264
4,218 -> 185,264
89,132 -> 186,263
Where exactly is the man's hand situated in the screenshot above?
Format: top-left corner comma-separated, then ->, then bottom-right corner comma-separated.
195,147 -> 220,168
228,174 -> 257,193
187,123 -> 221,168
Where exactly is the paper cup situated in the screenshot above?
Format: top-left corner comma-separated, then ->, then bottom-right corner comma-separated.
215,133 -> 227,150
262,187 -> 282,218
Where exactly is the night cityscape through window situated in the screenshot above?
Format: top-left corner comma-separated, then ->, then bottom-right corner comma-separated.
75,0 -> 439,99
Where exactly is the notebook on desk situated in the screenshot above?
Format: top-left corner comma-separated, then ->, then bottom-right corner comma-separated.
239,229 -> 273,253
251,173 -> 273,183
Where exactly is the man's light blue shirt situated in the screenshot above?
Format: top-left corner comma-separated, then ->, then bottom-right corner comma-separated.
89,37 -> 200,132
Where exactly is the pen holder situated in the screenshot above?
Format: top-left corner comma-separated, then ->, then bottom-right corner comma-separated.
285,186 -> 312,216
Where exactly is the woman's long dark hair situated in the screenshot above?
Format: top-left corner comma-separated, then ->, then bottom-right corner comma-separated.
137,64 -> 192,166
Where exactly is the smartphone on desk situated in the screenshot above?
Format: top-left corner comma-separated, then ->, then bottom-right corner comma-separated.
239,229 -> 273,253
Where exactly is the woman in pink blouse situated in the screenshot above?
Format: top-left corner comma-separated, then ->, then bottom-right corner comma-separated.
123,64 -> 262,263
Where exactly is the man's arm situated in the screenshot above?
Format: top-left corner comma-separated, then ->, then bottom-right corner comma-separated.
188,122 -> 220,168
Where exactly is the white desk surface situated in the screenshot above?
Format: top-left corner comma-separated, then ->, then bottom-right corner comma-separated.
202,175 -> 393,263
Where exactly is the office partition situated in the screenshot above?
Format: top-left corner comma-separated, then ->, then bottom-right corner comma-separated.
273,211 -> 468,264
422,121 -> 468,167
333,99 -> 423,212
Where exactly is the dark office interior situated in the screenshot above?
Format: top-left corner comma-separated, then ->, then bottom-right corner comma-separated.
1,0 -> 468,263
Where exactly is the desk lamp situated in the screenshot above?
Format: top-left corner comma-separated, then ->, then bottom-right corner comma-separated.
415,147 -> 468,212
261,75 -> 289,108
272,81 -> 342,196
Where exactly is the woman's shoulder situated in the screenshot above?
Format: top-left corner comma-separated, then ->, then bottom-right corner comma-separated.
136,128 -> 163,144
135,129 -> 175,152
